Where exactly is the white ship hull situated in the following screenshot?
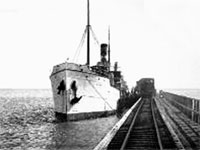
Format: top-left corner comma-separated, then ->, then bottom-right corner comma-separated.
50,62 -> 120,121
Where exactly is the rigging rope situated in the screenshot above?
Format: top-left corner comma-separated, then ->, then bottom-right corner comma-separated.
86,77 -> 114,110
72,26 -> 100,63
90,27 -> 100,46
72,28 -> 87,62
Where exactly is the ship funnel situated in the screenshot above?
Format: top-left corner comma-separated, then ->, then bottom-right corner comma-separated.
100,43 -> 108,63
101,43 -> 108,57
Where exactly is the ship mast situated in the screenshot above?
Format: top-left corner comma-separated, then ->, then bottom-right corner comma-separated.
108,27 -> 111,70
86,0 -> 90,66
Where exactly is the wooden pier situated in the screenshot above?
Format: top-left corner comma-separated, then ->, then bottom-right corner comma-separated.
94,93 -> 200,150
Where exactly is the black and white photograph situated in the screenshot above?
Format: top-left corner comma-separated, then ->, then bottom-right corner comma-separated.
0,0 -> 199,149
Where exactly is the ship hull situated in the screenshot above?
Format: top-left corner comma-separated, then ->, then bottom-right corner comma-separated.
50,62 -> 120,121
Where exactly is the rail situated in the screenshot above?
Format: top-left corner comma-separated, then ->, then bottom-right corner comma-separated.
168,98 -> 200,115
107,98 -> 178,150
120,98 -> 164,149
93,98 -> 142,150
151,98 -> 163,150
120,99 -> 144,150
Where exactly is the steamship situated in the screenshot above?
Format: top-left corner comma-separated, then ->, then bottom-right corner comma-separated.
50,0 -> 127,121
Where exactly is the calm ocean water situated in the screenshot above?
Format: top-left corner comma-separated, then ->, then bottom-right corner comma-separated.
0,89 -> 119,150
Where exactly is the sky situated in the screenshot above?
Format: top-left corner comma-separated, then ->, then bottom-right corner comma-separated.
0,0 -> 200,89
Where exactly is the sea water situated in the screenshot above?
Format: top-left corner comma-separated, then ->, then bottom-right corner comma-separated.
0,89 -> 119,150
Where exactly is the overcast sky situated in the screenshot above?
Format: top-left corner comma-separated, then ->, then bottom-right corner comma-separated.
0,0 -> 200,89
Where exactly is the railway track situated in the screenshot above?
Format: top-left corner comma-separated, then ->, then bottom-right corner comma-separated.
107,98 -> 177,150
159,96 -> 200,149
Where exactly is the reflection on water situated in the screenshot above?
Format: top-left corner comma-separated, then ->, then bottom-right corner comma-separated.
0,89 -> 119,150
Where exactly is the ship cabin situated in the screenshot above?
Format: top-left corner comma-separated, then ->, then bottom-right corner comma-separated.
90,43 -> 128,96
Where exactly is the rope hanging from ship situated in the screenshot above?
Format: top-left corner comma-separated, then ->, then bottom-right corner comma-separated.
72,28 -> 87,62
72,26 -> 100,63
90,26 -> 100,46
85,77 -> 114,110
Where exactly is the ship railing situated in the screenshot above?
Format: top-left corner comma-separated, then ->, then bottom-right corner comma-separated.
91,66 -> 109,77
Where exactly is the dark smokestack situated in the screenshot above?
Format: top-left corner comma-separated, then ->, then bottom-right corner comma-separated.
100,44 -> 108,57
